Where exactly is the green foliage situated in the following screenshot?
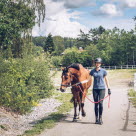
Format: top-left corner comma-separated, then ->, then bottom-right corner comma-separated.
89,26 -> 105,44
61,47 -> 92,66
0,56 -> 54,114
44,34 -> 55,54
50,56 -> 62,67
76,29 -> 91,48
31,45 -> 44,57
128,89 -> 136,107
32,36 -> 46,48
128,89 -> 136,97
53,36 -> 65,55
0,0 -> 36,58
85,44 -> 100,61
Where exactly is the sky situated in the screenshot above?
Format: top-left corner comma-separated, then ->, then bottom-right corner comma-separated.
32,0 -> 136,38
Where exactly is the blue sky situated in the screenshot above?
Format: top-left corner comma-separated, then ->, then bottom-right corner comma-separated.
32,0 -> 136,37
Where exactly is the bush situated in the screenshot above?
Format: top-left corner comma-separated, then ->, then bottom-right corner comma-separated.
61,47 -> 92,67
50,56 -> 62,67
0,55 -> 54,114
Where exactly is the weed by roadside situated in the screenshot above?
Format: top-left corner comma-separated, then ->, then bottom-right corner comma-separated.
128,89 -> 136,108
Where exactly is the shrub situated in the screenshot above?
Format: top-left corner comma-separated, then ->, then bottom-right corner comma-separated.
61,47 -> 92,67
0,55 -> 54,114
50,56 -> 62,67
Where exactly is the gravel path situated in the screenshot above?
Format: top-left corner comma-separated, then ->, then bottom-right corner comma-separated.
0,98 -> 61,136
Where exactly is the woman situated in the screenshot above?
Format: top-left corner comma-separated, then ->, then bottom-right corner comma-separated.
90,58 -> 111,125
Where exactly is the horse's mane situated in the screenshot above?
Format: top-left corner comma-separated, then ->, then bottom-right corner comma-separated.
67,63 -> 80,70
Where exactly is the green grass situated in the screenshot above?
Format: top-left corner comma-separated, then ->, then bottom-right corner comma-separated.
108,69 -> 136,80
128,89 -> 136,108
0,125 -> 8,131
20,93 -> 73,136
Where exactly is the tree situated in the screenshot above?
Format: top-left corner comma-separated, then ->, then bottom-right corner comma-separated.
0,0 -> 46,58
18,0 -> 45,26
44,34 -> 55,54
89,26 -> 105,44
85,44 -> 100,65
0,0 -> 36,58
76,30 -> 91,48
53,36 -> 65,55
32,36 -> 46,48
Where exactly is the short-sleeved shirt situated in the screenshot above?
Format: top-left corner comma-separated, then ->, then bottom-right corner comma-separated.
90,68 -> 107,89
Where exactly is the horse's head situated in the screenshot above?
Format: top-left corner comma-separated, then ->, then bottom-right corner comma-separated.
60,67 -> 73,92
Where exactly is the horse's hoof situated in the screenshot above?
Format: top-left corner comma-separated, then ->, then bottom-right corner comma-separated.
82,112 -> 86,117
73,119 -> 77,122
78,116 -> 82,120
73,116 -> 78,122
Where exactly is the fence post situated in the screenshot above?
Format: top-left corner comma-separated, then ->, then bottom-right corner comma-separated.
115,66 -> 116,69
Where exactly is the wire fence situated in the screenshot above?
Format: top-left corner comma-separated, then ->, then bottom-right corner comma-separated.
50,65 -> 136,71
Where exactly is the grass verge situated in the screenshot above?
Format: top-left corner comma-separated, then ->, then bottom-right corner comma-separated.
20,93 -> 73,136
128,89 -> 136,108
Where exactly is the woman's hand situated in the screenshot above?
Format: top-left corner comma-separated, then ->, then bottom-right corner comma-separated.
108,88 -> 111,95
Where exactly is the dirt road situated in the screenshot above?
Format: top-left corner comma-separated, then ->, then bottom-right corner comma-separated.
39,70 -> 136,136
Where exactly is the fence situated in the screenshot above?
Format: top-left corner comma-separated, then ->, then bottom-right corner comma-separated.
50,65 -> 136,71
87,65 -> 136,70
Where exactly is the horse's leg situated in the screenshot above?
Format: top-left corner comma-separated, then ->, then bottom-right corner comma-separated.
78,94 -> 82,120
73,99 -> 78,121
81,91 -> 86,117
78,102 -> 82,120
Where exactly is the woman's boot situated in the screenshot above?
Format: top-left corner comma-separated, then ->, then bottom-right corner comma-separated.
95,116 -> 99,124
99,115 -> 103,125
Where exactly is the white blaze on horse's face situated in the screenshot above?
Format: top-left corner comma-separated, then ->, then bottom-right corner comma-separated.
60,69 -> 72,92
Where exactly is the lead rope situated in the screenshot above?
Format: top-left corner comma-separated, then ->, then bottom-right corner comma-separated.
78,85 -> 110,108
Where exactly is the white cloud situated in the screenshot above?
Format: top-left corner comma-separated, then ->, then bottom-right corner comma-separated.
32,0 -> 89,38
93,3 -> 122,17
121,0 -> 136,8
88,18 -> 135,31
102,0 -> 136,8
52,0 -> 95,8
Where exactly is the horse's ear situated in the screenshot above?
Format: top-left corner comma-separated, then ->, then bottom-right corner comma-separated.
59,64 -> 64,71
61,67 -> 65,71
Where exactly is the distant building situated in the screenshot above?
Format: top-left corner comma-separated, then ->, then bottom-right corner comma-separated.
79,47 -> 84,52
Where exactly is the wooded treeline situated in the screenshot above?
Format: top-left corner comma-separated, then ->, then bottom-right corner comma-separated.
33,25 -> 136,66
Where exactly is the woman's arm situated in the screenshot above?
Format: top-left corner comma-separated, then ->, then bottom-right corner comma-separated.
104,76 -> 111,95
104,76 -> 110,89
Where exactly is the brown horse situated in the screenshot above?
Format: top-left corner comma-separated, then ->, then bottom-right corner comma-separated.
60,63 -> 92,121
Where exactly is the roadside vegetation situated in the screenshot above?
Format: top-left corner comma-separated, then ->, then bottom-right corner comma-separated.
0,55 -> 54,114
128,89 -> 136,108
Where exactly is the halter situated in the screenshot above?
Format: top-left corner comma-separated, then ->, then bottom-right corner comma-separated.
61,70 -> 90,87
61,70 -> 75,87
